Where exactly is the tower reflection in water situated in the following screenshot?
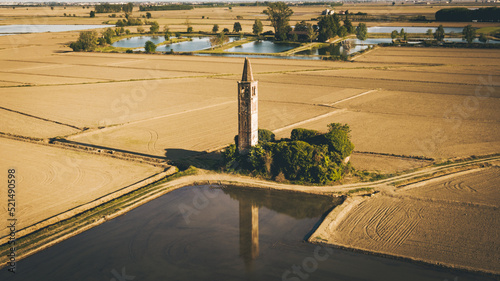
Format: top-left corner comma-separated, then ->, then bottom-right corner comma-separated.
224,186 -> 339,271
239,199 -> 259,270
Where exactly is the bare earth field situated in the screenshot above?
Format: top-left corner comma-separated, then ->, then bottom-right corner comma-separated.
0,137 -> 163,239
313,167 -> 500,274
0,32 -> 499,167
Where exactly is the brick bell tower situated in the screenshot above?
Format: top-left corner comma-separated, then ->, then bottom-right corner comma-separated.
237,58 -> 258,153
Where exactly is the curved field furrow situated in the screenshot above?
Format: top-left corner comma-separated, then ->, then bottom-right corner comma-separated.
324,167 -> 500,274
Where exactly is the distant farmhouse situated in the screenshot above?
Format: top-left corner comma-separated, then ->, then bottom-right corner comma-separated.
322,9 -> 347,15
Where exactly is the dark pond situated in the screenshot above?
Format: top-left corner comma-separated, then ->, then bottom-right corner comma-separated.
2,185 -> 495,281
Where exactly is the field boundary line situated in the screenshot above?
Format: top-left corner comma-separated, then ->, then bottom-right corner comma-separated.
67,100 -> 235,140
323,89 -> 378,107
272,108 -> 347,134
0,106 -> 81,130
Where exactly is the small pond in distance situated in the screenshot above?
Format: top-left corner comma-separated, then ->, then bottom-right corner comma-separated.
225,40 -> 297,53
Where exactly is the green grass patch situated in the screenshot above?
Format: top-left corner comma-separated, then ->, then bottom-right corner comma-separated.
475,26 -> 500,35
347,187 -> 374,195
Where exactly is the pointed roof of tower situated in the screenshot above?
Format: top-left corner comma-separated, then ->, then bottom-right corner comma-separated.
241,57 -> 254,82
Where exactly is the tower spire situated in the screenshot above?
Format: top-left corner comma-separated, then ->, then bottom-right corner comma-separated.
241,57 -> 254,82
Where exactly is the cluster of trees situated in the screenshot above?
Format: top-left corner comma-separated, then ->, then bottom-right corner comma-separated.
94,3 -> 133,13
435,7 -> 499,22
115,17 -> 143,27
70,27 -> 133,51
292,20 -> 318,42
317,14 -> 354,41
70,31 -> 98,51
261,2 -> 367,42
391,28 -> 408,41
263,2 -> 294,40
139,4 -> 193,11
222,123 -> 354,184
211,22 -> 243,33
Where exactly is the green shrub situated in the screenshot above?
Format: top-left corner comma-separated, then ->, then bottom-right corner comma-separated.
258,129 -> 275,144
291,128 -> 320,141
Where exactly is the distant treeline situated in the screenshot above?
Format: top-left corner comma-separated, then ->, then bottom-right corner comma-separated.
435,7 -> 499,22
95,3 -> 133,13
139,5 -> 194,11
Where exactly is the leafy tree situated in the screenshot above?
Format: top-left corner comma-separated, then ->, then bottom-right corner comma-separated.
338,26 -> 348,37
426,29 -> 433,36
391,30 -> 398,40
323,123 -> 354,162
252,19 -> 263,35
434,25 -> 445,41
223,28 -> 230,33
294,20 -> 308,32
149,21 -> 159,34
144,40 -> 156,53
145,12 -> 152,19
306,23 -> 318,42
233,22 -> 242,33
399,28 -> 406,40
355,23 -> 367,41
125,29 -> 130,35
102,28 -> 114,44
263,2 -> 294,40
185,18 -> 192,33
210,32 -> 229,47
343,16 -> 354,33
462,25 -> 476,44
212,24 -> 219,33
137,27 -> 145,33
479,33 -> 488,43
90,10 -> 95,18
317,14 -> 340,42
70,31 -> 98,51
123,3 -> 134,13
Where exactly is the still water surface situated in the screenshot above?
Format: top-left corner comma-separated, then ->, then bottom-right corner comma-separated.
2,185 -> 495,281
225,40 -> 297,53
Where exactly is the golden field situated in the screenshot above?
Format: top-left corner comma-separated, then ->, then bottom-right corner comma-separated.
313,167 -> 500,274
0,137 -> 163,239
